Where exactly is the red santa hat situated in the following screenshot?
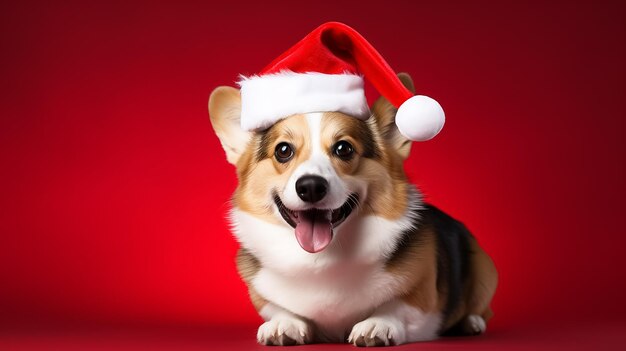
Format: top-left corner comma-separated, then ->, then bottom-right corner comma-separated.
238,22 -> 445,142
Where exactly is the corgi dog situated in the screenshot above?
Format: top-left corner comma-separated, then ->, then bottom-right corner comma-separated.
209,73 -> 498,346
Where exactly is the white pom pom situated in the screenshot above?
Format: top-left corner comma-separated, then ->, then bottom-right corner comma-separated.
395,95 -> 445,141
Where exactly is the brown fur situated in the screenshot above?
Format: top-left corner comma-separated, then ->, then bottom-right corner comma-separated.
233,115 -> 313,223
385,226 -> 440,313
382,219 -> 498,332
236,249 -> 267,311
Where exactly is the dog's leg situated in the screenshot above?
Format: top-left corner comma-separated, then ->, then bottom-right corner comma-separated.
348,299 -> 441,346
256,303 -> 313,346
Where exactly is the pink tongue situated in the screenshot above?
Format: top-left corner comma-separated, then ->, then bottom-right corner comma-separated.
294,210 -> 333,253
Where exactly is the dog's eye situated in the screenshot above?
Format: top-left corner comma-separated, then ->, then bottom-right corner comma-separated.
333,140 -> 354,160
274,142 -> 294,163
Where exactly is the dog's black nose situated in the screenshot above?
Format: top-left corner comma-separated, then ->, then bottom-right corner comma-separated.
296,175 -> 328,203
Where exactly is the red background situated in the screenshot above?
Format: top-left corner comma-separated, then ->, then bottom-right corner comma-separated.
1,0 -> 625,349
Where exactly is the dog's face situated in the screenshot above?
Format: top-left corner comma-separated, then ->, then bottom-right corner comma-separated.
209,74 -> 417,253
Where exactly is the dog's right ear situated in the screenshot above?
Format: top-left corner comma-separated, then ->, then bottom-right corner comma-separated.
209,86 -> 251,165
371,73 -> 416,160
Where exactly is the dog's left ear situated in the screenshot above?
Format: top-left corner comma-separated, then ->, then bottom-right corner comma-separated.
371,73 -> 415,160
209,86 -> 251,165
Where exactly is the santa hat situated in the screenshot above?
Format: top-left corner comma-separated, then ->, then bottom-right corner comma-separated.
238,22 -> 445,141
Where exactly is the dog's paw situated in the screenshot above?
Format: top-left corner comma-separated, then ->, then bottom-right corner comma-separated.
465,314 -> 486,335
256,316 -> 312,346
348,318 -> 400,347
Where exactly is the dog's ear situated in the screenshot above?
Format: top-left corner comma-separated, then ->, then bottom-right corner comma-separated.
371,72 -> 415,160
209,86 -> 251,165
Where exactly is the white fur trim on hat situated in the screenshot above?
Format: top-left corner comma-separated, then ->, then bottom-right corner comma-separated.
238,72 -> 369,131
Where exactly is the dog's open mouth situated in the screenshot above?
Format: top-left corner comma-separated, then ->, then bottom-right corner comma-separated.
274,194 -> 359,253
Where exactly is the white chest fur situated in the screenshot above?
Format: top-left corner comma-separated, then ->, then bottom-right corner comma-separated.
230,205 -> 418,341
253,260 -> 403,340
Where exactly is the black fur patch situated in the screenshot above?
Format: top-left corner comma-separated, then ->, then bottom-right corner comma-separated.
255,127 -> 274,162
385,203 -> 472,333
424,204 -> 472,330
352,124 -> 380,159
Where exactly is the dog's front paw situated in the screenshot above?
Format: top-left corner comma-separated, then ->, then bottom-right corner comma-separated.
348,318 -> 402,347
257,316 -> 312,346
